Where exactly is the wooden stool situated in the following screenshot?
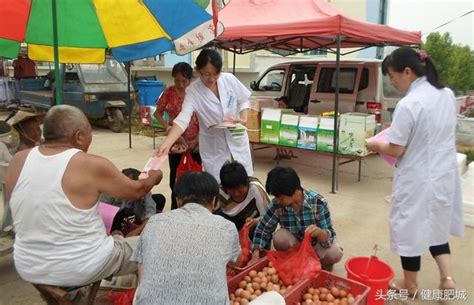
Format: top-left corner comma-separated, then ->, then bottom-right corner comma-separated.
33,281 -> 101,305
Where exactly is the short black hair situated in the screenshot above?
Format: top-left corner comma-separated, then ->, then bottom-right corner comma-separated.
276,96 -> 289,105
172,62 -> 193,79
122,168 -> 141,181
174,171 -> 219,207
195,49 -> 223,73
265,166 -> 301,197
220,161 -> 250,189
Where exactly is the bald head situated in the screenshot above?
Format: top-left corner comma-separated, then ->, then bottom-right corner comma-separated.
43,105 -> 91,143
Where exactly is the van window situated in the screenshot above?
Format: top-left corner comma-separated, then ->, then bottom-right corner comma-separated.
382,74 -> 403,98
317,68 -> 357,94
257,69 -> 285,91
358,68 -> 369,91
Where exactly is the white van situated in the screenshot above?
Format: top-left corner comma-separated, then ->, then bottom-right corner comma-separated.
249,59 -> 403,123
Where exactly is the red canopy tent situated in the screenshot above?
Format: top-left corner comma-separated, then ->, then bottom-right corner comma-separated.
213,0 -> 421,193
215,0 -> 421,54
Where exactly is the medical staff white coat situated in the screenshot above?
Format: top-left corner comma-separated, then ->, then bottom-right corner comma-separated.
387,76 -> 464,257
174,73 -> 253,181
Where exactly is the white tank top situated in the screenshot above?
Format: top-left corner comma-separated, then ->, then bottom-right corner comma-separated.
10,147 -> 114,286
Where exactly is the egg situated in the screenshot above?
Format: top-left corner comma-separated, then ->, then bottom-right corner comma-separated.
320,287 -> 329,294
260,282 -> 268,290
338,290 -> 347,298
246,286 -> 255,294
326,293 -> 335,302
249,270 -> 257,278
305,299 -> 314,304
287,285 -> 293,290
253,276 -> 261,283
257,271 -> 265,278
347,296 -> 355,304
330,287 -> 339,297
268,261 -> 273,267
246,283 -> 253,291
244,275 -> 251,282
241,290 -> 251,300
319,293 -> 327,301
235,288 -> 244,297
271,274 -> 279,284
260,276 -> 268,284
250,294 -> 258,301
239,281 -> 247,289
240,299 -> 250,305
312,294 -> 320,301
304,293 -> 313,300
252,282 -> 261,290
308,287 -> 316,294
267,267 -> 277,275
255,289 -> 262,296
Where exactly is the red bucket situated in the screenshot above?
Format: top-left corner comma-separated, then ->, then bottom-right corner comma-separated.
345,256 -> 394,305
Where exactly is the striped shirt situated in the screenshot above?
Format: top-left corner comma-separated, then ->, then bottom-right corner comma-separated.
251,189 -> 336,252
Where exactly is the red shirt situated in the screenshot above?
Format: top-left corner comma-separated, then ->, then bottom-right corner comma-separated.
156,86 -> 199,150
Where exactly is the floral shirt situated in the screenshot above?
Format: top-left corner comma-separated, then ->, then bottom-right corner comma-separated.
156,86 -> 199,150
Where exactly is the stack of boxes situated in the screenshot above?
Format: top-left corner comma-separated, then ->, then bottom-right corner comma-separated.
247,99 -> 277,143
255,106 -> 376,156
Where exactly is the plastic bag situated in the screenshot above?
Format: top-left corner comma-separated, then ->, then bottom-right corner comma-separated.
266,232 -> 321,285
237,222 -> 252,267
176,152 -> 202,181
109,288 -> 136,305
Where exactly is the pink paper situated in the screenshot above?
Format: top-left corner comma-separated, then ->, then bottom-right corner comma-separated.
367,128 -> 397,166
140,155 -> 168,178
98,202 -> 120,234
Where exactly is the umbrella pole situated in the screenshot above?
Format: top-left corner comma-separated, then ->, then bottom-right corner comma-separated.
331,35 -> 341,194
52,0 -> 61,105
126,62 -> 132,148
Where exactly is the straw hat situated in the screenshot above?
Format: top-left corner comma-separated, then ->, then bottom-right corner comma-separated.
8,111 -> 45,127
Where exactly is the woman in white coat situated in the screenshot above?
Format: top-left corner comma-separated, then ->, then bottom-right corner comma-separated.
157,49 -> 253,182
367,47 -> 463,294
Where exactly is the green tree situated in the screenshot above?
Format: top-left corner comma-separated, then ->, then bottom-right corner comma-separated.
424,32 -> 454,85
450,45 -> 472,93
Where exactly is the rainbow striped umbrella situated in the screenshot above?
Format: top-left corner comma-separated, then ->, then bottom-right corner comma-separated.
0,0 -> 224,63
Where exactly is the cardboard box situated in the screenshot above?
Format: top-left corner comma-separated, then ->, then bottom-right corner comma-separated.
247,129 -> 260,143
260,108 -> 281,144
249,98 -> 277,111
338,113 -> 376,156
317,117 -> 337,152
297,115 -> 319,150
279,114 -> 299,147
246,108 -> 261,130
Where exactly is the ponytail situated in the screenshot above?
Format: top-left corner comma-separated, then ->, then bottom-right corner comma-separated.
382,47 -> 444,89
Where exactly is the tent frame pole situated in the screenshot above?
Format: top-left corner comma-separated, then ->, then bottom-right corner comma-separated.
331,35 -> 341,194
126,62 -> 132,148
52,0 -> 61,105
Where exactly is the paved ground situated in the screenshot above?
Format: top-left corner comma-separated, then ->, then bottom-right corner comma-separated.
0,126 -> 472,305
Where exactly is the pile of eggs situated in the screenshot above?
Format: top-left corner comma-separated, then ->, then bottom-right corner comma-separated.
296,286 -> 362,305
229,261 -> 294,305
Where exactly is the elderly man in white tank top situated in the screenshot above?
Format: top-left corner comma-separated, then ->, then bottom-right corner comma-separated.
5,105 -> 163,287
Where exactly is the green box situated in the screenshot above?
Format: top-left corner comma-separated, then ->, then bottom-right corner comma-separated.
297,115 -> 319,150
316,117 -> 336,152
338,113 -> 376,156
279,114 -> 299,147
260,108 -> 281,144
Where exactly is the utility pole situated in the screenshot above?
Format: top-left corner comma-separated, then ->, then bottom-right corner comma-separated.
376,0 -> 388,59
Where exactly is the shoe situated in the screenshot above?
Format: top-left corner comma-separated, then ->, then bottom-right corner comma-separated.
389,280 -> 418,297
439,276 -> 456,290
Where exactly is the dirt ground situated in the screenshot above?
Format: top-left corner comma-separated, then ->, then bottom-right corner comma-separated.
0,126 -> 472,305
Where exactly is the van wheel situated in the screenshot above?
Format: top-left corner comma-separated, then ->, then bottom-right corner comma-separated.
108,108 -> 124,133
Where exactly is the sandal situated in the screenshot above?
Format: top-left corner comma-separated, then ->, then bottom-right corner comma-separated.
439,276 -> 456,290
389,280 -> 418,297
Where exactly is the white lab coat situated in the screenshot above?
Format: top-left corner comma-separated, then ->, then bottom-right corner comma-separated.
387,76 -> 464,257
174,73 -> 253,181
